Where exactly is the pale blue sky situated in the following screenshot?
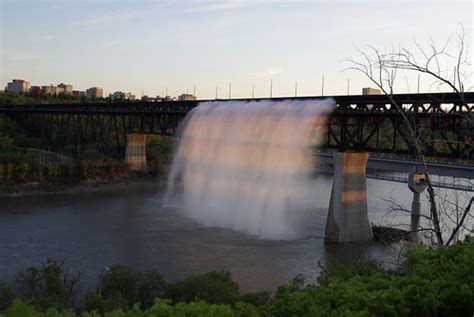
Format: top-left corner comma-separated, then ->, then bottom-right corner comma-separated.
1,0 -> 472,98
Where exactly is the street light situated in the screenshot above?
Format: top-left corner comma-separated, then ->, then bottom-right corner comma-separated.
99,266 -> 111,301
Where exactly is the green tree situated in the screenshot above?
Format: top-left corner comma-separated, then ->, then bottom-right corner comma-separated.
84,266 -> 167,312
0,283 -> 15,311
15,258 -> 81,311
164,271 -> 240,305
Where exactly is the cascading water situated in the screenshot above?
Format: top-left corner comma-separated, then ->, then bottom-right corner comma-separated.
166,99 -> 335,240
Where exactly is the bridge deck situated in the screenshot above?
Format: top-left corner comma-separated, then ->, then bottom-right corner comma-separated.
1,92 -> 472,160
315,152 -> 474,179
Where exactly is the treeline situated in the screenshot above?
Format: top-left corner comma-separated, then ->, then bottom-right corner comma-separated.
0,159 -> 169,188
0,160 -> 128,183
1,238 -> 473,316
0,91 -> 107,106
0,112 -> 174,187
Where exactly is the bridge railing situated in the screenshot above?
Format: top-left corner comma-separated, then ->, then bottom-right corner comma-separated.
1,92 -> 473,113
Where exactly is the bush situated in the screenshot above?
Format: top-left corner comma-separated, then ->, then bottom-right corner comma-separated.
0,283 -> 15,311
165,271 -> 240,305
239,291 -> 272,307
136,272 -> 167,309
0,115 -> 17,137
15,258 -> 81,311
0,137 -> 14,149
146,135 -> 174,157
4,298 -> 260,317
84,266 -> 167,312
13,135 -> 42,148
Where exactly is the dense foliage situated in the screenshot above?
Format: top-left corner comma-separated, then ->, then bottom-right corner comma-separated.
0,111 -> 174,186
1,238 -> 473,316
0,91 -> 106,106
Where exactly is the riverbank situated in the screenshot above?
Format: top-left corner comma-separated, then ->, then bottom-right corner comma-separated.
0,173 -> 167,198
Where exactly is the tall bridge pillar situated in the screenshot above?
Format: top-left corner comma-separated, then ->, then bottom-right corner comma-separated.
125,133 -> 147,172
325,152 -> 373,243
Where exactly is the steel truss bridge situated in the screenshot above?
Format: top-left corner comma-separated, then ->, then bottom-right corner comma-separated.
1,92 -> 473,160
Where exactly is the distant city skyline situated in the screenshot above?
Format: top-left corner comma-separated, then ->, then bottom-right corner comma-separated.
1,0 -> 472,99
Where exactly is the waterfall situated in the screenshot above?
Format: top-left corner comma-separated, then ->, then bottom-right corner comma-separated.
166,99 -> 335,240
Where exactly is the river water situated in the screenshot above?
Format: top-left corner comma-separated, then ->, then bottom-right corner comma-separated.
0,175 -> 431,292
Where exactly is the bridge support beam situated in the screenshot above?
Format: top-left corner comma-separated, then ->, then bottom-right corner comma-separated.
125,133 -> 147,172
325,152 -> 373,243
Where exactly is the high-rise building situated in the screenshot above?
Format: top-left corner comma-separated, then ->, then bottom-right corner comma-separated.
86,87 -> 103,99
58,83 -> 73,95
72,90 -> 85,98
362,87 -> 381,95
29,86 -> 42,95
42,85 -> 56,95
124,92 -> 136,101
178,94 -> 197,101
6,79 -> 30,93
142,95 -> 157,102
42,84 -> 64,96
110,91 -> 124,100
110,91 -> 135,101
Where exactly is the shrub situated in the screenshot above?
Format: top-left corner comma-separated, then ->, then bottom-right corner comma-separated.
165,271 -> 240,305
3,298 -> 260,317
15,258 -> 81,311
136,272 -> 167,309
84,266 -> 167,312
0,282 -> 15,311
239,291 -> 272,307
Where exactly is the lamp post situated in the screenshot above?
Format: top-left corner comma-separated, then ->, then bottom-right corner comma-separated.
98,266 -> 110,302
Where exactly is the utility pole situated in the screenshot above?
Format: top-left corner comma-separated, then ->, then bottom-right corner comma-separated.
270,80 -> 273,98
295,81 -> 298,97
165,88 -> 168,97
193,85 -> 196,96
252,84 -> 255,99
321,75 -> 325,96
347,78 -> 350,95
215,86 -> 218,99
417,74 -> 420,93
453,66 -> 457,92
229,82 -> 231,99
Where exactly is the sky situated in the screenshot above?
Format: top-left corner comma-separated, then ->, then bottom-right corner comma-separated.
1,0 -> 472,99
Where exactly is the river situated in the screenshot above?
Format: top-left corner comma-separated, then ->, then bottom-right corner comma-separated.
0,175 -> 448,291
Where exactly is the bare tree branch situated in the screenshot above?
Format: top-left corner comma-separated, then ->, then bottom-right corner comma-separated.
344,26 -> 472,245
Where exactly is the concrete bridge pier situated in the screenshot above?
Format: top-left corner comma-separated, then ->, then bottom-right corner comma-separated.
325,152 -> 373,243
125,133 -> 147,172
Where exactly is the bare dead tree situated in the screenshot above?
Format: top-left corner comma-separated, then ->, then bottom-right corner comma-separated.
344,27 -> 472,245
385,25 -> 471,103
437,181 -> 474,245
61,260 -> 84,308
381,185 -> 473,246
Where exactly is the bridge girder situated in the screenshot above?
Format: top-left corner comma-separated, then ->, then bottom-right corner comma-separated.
1,92 -> 473,160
